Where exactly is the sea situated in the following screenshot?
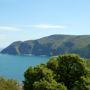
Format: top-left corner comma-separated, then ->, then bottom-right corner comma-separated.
0,50 -> 50,83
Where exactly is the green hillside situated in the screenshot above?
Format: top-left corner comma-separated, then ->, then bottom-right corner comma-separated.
1,34 -> 90,58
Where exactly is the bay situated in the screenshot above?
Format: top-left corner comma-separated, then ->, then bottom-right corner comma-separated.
0,54 -> 50,82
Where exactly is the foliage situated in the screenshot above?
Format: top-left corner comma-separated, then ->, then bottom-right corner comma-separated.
56,54 -> 87,89
72,76 -> 90,90
33,79 -> 67,90
47,57 -> 58,71
23,65 -> 54,90
0,77 -> 20,90
23,54 -> 90,90
86,59 -> 90,68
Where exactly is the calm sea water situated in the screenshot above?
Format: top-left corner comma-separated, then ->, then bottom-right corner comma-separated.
0,54 -> 50,82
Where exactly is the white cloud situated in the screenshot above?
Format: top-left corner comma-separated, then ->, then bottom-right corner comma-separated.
0,26 -> 19,31
25,24 -> 65,29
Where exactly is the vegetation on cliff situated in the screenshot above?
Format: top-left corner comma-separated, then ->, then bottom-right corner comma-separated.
2,35 -> 90,58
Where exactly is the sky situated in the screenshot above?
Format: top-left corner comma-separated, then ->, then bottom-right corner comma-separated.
0,0 -> 90,48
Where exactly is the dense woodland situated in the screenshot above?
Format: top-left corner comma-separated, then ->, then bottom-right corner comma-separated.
0,54 -> 90,90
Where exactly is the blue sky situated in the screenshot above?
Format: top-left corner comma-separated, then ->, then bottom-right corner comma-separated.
0,0 -> 90,48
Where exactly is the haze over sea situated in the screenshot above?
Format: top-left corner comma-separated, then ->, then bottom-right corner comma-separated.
0,49 -> 50,82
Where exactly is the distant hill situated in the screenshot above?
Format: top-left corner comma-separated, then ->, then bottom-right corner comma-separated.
1,34 -> 90,58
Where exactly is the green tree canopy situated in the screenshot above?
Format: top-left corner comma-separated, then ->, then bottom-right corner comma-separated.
23,65 -> 55,90
56,54 -> 87,89
86,59 -> 90,68
23,54 -> 90,90
0,77 -> 20,90
33,79 -> 67,90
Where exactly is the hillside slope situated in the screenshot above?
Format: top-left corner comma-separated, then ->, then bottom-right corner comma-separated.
1,34 -> 90,58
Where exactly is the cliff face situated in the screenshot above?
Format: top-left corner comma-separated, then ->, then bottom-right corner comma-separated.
1,34 -> 90,58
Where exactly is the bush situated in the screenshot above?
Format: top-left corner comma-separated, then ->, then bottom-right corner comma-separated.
0,77 -> 20,90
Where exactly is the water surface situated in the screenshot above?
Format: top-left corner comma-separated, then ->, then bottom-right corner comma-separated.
0,54 -> 50,82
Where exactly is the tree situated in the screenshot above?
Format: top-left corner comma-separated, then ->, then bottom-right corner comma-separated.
0,77 -> 20,90
72,76 -> 90,90
86,59 -> 90,68
33,79 -> 67,90
47,57 -> 58,71
23,54 -> 90,90
23,64 -> 55,90
23,63 -> 67,90
56,54 -> 87,90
